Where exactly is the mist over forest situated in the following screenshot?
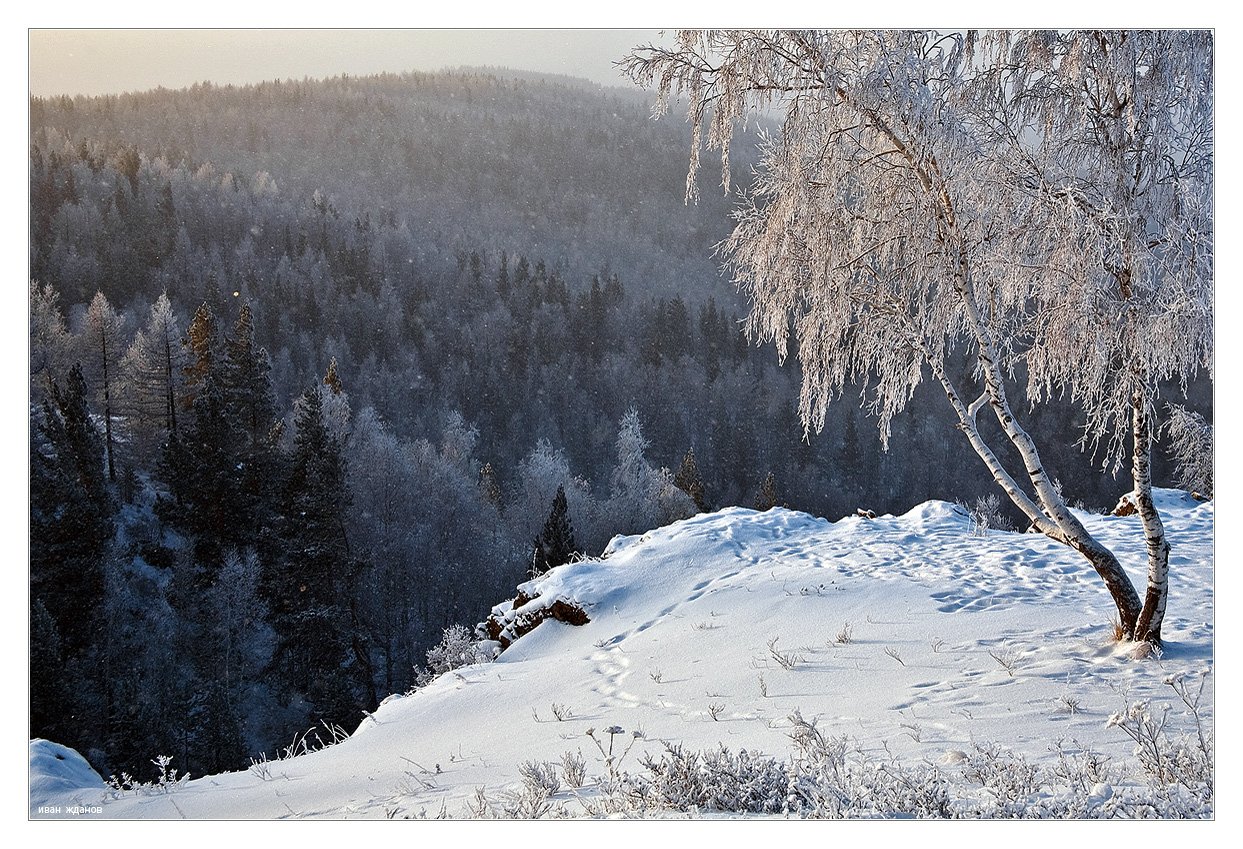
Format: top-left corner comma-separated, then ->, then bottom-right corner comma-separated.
29,66 -> 1209,779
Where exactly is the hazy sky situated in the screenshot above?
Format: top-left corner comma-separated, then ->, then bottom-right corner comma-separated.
29,30 -> 670,98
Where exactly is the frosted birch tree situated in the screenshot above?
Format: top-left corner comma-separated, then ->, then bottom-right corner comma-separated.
971,30 -> 1213,643
622,30 -> 1211,643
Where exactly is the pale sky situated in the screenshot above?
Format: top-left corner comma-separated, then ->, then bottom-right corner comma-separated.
28,29 -> 669,98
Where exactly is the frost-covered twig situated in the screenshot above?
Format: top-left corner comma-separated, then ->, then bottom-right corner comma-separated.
768,637 -> 804,670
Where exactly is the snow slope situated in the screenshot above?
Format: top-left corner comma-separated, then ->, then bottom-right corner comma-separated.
30,489 -> 1214,818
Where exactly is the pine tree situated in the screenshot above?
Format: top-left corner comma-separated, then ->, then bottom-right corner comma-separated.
268,386 -> 358,725
119,292 -> 183,455
84,291 -> 126,481
323,355 -> 343,395
31,365 -> 112,656
223,303 -> 277,445
478,461 -> 502,508
181,302 -> 217,410
754,471 -> 779,511
532,485 -> 578,577
674,447 -> 707,512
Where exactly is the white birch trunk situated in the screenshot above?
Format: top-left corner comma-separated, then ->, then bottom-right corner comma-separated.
1132,392 -> 1171,644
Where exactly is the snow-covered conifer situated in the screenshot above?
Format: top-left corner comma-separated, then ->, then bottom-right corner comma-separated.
119,292 -> 184,457
753,472 -> 778,512
673,447 -> 707,513
83,291 -> 127,481
532,485 -> 579,576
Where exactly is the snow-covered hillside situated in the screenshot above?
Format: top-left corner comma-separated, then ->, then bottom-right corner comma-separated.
31,490 -> 1214,818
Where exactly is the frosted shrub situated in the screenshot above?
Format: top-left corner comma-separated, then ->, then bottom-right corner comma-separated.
106,755 -> 188,798
560,750 -> 587,788
416,624 -> 493,686
960,742 -> 1041,815
1164,405 -> 1213,497
498,782 -> 558,819
785,711 -> 952,818
518,759 -> 562,797
622,743 -> 789,814
483,761 -> 571,820
968,494 -> 1012,536
472,674 -> 1214,819
1049,740 -> 1117,796
1107,673 -> 1213,804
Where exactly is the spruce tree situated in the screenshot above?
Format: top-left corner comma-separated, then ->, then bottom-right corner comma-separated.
181,302 -> 217,410
221,303 -> 281,555
119,292 -> 183,455
30,365 -> 112,656
674,447 -> 707,512
478,461 -> 502,508
159,302 -> 280,575
84,292 -> 126,481
269,386 -> 358,725
754,472 -> 779,511
532,485 -> 578,577
30,365 -> 113,751
496,250 -> 510,299
223,303 -> 277,445
157,377 -> 245,580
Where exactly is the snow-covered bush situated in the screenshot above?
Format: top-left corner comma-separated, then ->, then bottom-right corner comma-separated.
623,743 -> 789,814
967,494 -> 1013,536
105,755 -> 187,798
491,761 -> 572,819
960,742 -> 1041,814
518,759 -> 562,797
415,624 -> 495,687
1048,740 -> 1117,795
560,750 -> 587,788
785,711 -> 953,818
1106,672 -> 1213,804
465,695 -> 1213,819
1164,405 -> 1213,497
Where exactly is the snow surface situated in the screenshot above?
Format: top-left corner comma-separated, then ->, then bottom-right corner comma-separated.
30,489 -> 1213,819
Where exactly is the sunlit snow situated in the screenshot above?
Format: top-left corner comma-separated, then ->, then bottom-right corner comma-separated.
31,489 -> 1213,819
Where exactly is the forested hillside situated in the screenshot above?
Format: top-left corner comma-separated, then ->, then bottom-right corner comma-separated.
31,68 -> 738,300
28,68 -> 1205,781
